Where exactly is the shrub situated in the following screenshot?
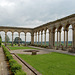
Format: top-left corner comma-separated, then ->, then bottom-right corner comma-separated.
11,63 -> 22,73
2,45 -> 26,75
9,59 -> 17,66
6,55 -> 13,60
15,70 -> 26,75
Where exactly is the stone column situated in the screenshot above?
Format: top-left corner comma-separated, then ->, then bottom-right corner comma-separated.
53,32 -> 55,47
66,30 -> 68,48
12,32 -> 13,46
5,32 -> 7,46
18,32 -> 20,46
41,31 -> 43,46
49,29 -> 51,46
59,31 -> 61,47
64,30 -> 65,47
31,32 -> 34,45
57,31 -> 58,47
38,32 -> 39,45
25,33 -> 26,46
35,32 -> 37,45
70,25 -> 75,52
50,30 -> 53,48
72,27 -> 75,49
44,30 -> 46,45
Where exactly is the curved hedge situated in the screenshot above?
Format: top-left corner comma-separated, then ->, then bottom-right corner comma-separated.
2,45 -> 26,75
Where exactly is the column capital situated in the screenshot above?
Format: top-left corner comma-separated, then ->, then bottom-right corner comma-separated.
63,28 -> 69,31
58,30 -> 61,32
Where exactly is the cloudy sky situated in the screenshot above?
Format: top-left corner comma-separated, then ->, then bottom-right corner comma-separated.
0,0 -> 75,28
0,0 -> 74,42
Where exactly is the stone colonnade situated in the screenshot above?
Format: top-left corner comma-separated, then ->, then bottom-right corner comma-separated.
4,32 -> 29,46
0,14 -> 75,51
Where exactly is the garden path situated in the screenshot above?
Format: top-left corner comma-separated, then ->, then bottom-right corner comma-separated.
0,47 -> 9,75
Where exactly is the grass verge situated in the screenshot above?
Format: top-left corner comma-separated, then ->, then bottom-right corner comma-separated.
18,52 -> 75,75
8,46 -> 37,50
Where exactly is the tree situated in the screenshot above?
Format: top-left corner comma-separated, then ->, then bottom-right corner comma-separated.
6,35 -> 10,43
14,37 -> 22,44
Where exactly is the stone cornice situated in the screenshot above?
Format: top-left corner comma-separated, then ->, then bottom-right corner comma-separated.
33,14 -> 75,30
0,26 -> 33,30
0,14 -> 75,32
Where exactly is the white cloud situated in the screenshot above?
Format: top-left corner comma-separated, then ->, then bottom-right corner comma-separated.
0,0 -> 74,41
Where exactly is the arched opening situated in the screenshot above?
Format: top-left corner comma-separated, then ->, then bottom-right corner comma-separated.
7,31 -> 12,46
55,29 -> 57,46
37,32 -> 38,45
58,25 -> 62,47
61,27 -> 64,46
68,25 -> 72,47
39,31 -> 41,45
26,32 -> 31,45
13,32 -> 19,46
0,31 -> 5,43
46,29 -> 49,46
20,32 -> 25,45
65,24 -> 72,48
42,30 -> 44,45
34,32 -> 36,44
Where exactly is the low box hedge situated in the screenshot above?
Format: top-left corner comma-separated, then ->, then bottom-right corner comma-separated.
11,63 -> 22,73
15,70 -> 26,75
2,45 -> 26,75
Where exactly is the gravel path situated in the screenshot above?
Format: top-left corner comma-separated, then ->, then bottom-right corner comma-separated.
0,47 -> 9,75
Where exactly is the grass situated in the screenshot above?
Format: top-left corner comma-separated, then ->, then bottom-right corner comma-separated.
18,53 -> 75,75
8,46 -> 37,50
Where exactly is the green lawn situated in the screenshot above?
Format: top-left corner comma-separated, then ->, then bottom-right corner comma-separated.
18,53 -> 75,75
8,46 -> 37,50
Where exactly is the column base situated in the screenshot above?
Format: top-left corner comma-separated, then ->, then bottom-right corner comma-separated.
68,47 -> 75,53
56,46 -> 59,50
5,43 -> 7,46
48,45 -> 53,49
63,47 -> 67,51
18,44 -> 20,46
24,44 -> 26,46
11,43 -> 13,46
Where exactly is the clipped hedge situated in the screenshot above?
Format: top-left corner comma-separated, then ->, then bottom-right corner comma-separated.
2,45 -> 26,75
11,63 -> 22,73
15,70 -> 26,75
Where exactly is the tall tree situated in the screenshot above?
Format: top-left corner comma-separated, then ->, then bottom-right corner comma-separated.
14,37 -> 22,44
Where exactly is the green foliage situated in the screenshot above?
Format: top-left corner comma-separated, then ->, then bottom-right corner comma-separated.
18,53 -> 75,75
8,46 -> 37,50
2,45 -> 26,75
14,37 -> 22,44
11,63 -> 22,73
6,55 -> 13,60
9,59 -> 17,66
15,70 -> 26,75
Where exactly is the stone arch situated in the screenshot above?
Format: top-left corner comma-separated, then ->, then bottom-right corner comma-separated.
0,31 -> 5,42
13,32 -> 19,43
26,32 -> 31,44
20,32 -> 25,44
7,31 -> 12,42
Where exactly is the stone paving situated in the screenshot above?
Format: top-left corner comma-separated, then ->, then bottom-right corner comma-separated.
0,47 -> 9,75
9,46 -> 75,56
